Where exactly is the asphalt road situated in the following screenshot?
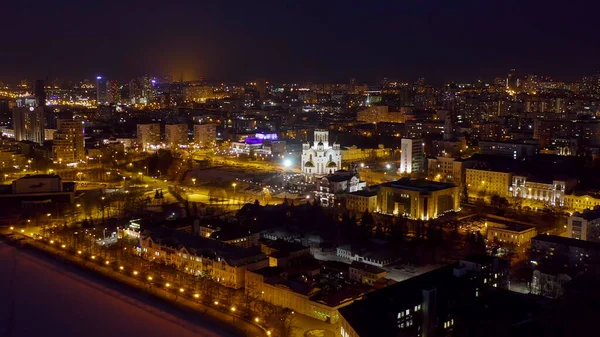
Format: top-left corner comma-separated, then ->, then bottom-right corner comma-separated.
0,240 -> 240,337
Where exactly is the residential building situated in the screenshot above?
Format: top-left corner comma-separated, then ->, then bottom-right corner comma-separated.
194,123 -> 217,147
165,124 -> 188,148
138,227 -> 268,289
398,138 -> 424,174
377,178 -> 459,220
301,130 -> 342,178
52,119 -> 85,162
426,156 -> 473,186
136,123 -> 161,151
346,189 -> 378,214
96,76 -> 107,104
530,235 -> 600,275
465,168 -> 512,200
349,261 -> 387,285
530,235 -> 600,298
13,106 -> 44,144
568,207 -> 600,242
338,256 -> 509,337
478,140 -> 539,159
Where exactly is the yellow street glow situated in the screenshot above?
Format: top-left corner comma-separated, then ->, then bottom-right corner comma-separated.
133,271 -> 138,275
194,294 -> 199,298
165,283 -> 171,287
147,276 -> 153,281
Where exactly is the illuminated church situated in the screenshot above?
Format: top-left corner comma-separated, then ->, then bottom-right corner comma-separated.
301,130 -> 342,178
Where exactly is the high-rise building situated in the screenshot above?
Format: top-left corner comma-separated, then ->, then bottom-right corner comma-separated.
194,123 -> 217,147
399,138 -> 424,174
33,79 -> 46,108
52,119 -> 85,162
137,123 -> 161,151
165,124 -> 188,148
107,80 -> 120,104
301,130 -> 342,177
96,76 -> 108,104
13,105 -> 45,144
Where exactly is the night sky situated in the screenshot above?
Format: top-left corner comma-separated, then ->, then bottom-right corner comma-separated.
2,0 -> 598,83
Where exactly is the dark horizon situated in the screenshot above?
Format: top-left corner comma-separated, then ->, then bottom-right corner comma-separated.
2,0 -> 599,84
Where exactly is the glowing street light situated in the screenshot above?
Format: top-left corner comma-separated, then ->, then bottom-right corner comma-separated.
133,270 -> 138,275
179,288 -> 184,293
194,293 -> 200,298
214,301 -> 219,305
165,283 -> 171,288
192,178 -> 196,185
147,276 -> 153,281
255,317 -> 260,323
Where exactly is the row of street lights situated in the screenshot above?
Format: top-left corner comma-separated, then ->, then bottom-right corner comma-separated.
14,229 -> 273,336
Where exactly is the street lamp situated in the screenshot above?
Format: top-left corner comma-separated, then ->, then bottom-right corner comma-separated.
192,178 -> 196,185
232,182 -> 236,194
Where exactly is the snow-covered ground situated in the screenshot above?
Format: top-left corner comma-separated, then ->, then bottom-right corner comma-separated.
0,240 -> 239,337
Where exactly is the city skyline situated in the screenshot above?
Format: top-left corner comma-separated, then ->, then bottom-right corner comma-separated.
2,0 -> 599,83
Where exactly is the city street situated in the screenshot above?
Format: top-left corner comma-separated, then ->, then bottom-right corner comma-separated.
0,240 -> 241,337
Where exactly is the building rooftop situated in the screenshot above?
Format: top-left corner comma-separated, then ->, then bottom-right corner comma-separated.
532,234 -> 600,251
381,177 -> 456,192
486,218 -> 536,233
348,188 -> 378,197
350,261 -> 386,275
572,206 -> 600,220
145,226 -> 265,266
339,264 -> 464,337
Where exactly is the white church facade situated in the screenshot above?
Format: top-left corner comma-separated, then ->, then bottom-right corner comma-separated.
301,130 -> 342,178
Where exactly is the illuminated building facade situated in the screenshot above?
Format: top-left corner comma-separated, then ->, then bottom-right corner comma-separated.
377,178 -> 459,220
136,123 -> 161,151
194,123 -> 217,147
399,138 -> 424,174
511,176 -> 571,207
96,76 -> 107,104
12,106 -> 45,144
465,168 -> 512,200
165,124 -> 188,148
52,119 -> 85,162
301,130 -> 341,178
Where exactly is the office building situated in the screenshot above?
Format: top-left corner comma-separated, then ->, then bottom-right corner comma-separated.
301,130 -> 342,178
165,124 -> 188,148
136,123 -> 161,151
52,119 -> 85,163
12,106 -> 45,144
398,138 -> 424,174
568,207 -> 600,242
96,76 -> 107,104
194,123 -> 217,147
377,178 -> 459,220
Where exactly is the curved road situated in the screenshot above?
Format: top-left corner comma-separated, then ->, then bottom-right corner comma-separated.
0,240 -> 240,337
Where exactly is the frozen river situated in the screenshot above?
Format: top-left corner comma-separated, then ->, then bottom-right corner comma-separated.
0,240 -> 239,337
